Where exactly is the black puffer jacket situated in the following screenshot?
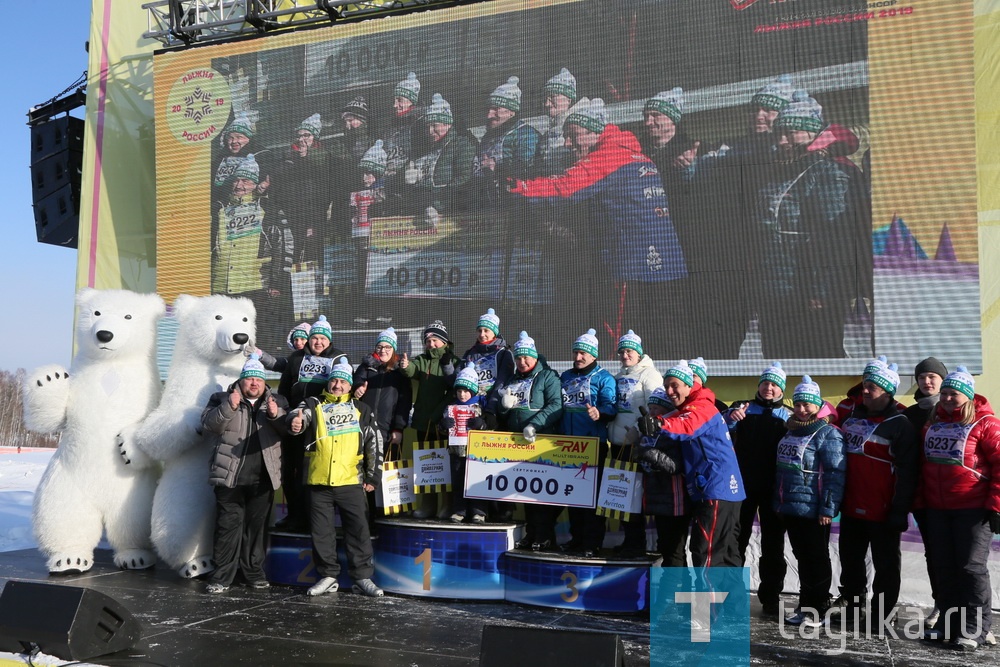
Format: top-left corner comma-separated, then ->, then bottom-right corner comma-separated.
903,389 -> 939,432
728,394 -> 792,499
276,344 -> 348,407
202,383 -> 288,490
352,354 -> 412,435
636,433 -> 687,516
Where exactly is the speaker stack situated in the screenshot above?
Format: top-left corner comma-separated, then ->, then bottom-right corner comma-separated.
29,116 -> 83,248
0,580 -> 140,661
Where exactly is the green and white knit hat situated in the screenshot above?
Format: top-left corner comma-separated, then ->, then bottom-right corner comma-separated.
665,360 -> 695,388
297,113 -> 322,137
490,76 -> 522,112
310,315 -> 332,342
513,331 -> 538,359
751,75 -> 794,112
864,362 -> 900,395
690,357 -> 708,384
395,72 -> 421,103
544,67 -> 577,102
942,365 -> 975,400
226,112 -> 254,139
359,140 -> 388,176
617,329 -> 643,355
287,322 -> 311,349
644,87 -> 684,124
240,353 -> 266,380
863,355 -> 889,378
233,154 -> 260,183
424,94 -> 453,125
330,356 -> 353,383
648,386 -> 672,409
376,326 -> 397,351
565,97 -> 607,134
455,362 -> 479,393
573,328 -> 599,357
775,90 -> 823,133
477,308 -> 500,336
759,361 -> 787,391
792,376 -> 822,406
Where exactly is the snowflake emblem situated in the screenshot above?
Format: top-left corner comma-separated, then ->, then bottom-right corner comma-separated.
183,87 -> 214,123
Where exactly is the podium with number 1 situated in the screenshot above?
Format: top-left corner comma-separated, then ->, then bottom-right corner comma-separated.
371,518 -> 522,599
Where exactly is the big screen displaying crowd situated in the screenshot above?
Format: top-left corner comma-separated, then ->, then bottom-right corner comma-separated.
156,0 -> 980,373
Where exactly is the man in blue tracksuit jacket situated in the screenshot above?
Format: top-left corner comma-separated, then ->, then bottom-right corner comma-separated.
559,329 -> 617,557
508,97 -> 688,357
639,360 -> 746,567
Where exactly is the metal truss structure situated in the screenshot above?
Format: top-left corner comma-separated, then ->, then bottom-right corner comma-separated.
143,0 -> 475,47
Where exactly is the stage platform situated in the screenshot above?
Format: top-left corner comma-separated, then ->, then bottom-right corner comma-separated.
0,546 -> 996,666
0,547 -> 650,666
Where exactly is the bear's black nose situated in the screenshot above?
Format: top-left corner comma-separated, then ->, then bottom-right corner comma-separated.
233,333 -> 249,345
97,330 -> 114,343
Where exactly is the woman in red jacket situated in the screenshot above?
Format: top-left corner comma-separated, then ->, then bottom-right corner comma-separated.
921,366 -> 1000,651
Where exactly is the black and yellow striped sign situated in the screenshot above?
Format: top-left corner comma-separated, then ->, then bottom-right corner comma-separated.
413,441 -> 451,493
381,460 -> 416,515
596,457 -> 641,522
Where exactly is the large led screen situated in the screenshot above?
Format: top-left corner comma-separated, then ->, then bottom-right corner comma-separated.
154,0 -> 980,373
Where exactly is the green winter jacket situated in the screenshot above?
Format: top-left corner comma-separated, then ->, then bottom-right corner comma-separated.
496,356 -> 563,434
401,344 -> 460,436
413,128 -> 476,214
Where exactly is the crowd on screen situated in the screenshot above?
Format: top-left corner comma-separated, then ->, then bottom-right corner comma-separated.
210,70 -> 870,359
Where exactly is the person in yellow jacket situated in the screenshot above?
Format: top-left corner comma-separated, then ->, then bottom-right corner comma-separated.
289,356 -> 385,597
212,153 -> 294,352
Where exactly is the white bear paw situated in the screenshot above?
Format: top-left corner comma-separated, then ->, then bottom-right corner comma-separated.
114,549 -> 157,570
23,365 -> 72,433
47,553 -> 94,575
116,428 -> 153,469
179,556 -> 215,579
29,366 -> 71,392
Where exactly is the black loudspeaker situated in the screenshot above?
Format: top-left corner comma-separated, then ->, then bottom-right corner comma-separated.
29,116 -> 83,248
480,625 -> 626,667
0,581 -> 140,661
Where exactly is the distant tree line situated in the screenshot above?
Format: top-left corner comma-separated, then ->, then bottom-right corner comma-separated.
0,370 -> 60,449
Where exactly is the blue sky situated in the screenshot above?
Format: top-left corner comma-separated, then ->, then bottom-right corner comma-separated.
0,6 -> 91,371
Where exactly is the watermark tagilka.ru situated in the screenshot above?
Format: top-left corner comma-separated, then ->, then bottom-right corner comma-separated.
778,594 -> 985,655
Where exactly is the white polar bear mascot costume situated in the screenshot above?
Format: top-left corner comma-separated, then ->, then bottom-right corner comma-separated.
118,294 -> 255,578
24,288 -> 165,574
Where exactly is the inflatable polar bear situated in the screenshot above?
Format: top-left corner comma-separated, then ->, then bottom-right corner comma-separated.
24,288 -> 165,574
118,294 -> 255,578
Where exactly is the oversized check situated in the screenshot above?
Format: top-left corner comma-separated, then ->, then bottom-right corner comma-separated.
465,431 -> 599,508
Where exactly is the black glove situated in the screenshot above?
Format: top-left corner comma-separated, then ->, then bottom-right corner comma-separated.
483,412 -> 498,430
637,405 -> 661,437
989,511 -> 1000,535
439,416 -> 455,433
467,417 -> 486,431
636,446 -> 677,474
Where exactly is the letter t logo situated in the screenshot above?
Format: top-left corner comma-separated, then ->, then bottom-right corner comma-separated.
675,591 -> 728,642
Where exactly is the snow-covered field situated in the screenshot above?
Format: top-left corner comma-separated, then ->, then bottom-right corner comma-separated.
0,448 -> 50,553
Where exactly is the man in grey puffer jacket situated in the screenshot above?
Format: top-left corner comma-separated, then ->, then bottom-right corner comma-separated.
201,354 -> 288,594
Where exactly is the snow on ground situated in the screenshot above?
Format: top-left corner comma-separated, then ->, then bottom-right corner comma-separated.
0,448 -> 51,553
